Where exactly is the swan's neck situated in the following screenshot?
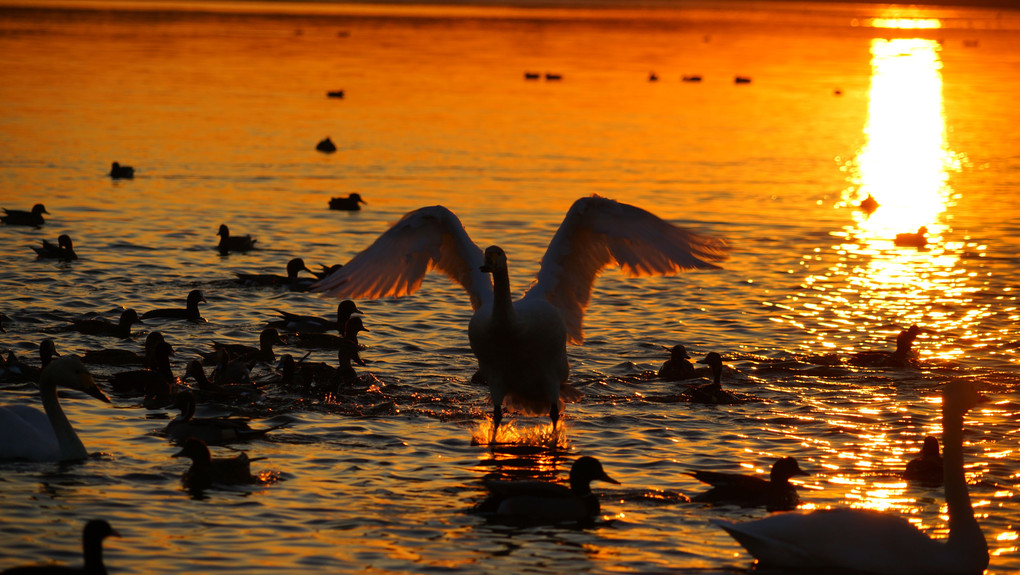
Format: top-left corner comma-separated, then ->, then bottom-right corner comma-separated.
490,266 -> 515,324
39,379 -> 88,460
943,410 -> 985,551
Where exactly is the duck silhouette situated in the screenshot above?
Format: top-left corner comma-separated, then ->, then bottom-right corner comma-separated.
217,224 -> 257,255
141,289 -> 207,322
1,203 -> 48,227
479,456 -> 619,524
690,457 -> 808,511
658,344 -> 696,380
328,193 -> 366,211
108,161 -> 134,179
1,519 -> 120,574
32,234 -> 77,261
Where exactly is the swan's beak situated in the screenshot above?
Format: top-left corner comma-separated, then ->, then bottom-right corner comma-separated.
80,373 -> 111,403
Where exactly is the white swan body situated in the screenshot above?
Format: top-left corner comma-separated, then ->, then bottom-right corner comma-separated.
313,195 -> 728,441
713,380 -> 988,575
0,356 -> 110,461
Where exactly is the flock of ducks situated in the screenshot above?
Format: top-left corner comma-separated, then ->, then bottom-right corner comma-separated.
1,194 -> 990,574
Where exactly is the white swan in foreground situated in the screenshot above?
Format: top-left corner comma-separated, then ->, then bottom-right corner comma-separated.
712,379 -> 988,575
313,195 -> 728,442
0,356 -> 111,461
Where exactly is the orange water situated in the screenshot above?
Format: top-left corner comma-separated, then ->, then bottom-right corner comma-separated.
1,1 -> 1020,573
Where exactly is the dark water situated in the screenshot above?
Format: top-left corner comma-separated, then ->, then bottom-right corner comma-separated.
1,1 -> 1019,572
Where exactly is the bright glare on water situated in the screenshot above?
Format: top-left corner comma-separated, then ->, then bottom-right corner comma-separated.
1,1 -> 1020,573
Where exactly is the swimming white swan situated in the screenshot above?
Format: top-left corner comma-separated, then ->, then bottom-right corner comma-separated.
0,356 -> 111,461
712,379 -> 988,575
313,195 -> 728,442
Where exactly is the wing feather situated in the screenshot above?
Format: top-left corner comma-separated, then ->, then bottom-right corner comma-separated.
312,206 -> 492,310
525,195 -> 729,344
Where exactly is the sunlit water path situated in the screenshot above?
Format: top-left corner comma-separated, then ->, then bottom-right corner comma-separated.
1,1 -> 1019,573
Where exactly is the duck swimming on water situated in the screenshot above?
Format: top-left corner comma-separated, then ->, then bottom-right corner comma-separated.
1,519 -> 120,574
236,258 -> 314,290
1,203 -> 48,227
328,193 -> 366,211
478,456 -> 619,524
31,234 -> 77,261
141,289 -> 207,322
66,309 -> 143,339
313,195 -> 728,443
217,224 -> 257,255
904,435 -> 943,485
713,380 -> 989,575
658,344 -> 696,380
690,457 -> 808,511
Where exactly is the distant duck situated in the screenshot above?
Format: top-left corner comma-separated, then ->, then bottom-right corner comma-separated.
236,258 -> 314,290
326,89 -> 344,98
31,234 -> 77,261
328,193 -> 367,211
83,331 -> 165,367
1,203 -> 48,227
312,196 -> 728,443
1,519 -> 120,574
734,76 -> 752,84
848,324 -> 921,368
713,380 -> 988,575
479,456 -> 619,524
545,73 -> 563,81
682,74 -> 703,82
0,339 -> 60,383
0,356 -> 110,461
860,194 -> 879,215
108,339 -> 175,401
141,289 -> 207,322
164,390 -> 284,445
523,71 -> 540,80
658,344 -> 696,380
316,137 -> 337,153
690,457 -> 809,511
108,161 -> 134,179
269,299 -> 363,334
67,308 -> 143,339
217,224 -> 257,255
172,437 -> 258,491
904,435 -> 943,485
649,71 -> 659,82
894,226 -> 928,248
684,352 -> 741,404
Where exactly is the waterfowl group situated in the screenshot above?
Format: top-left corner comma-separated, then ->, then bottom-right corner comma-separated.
1,203 -> 48,227
313,195 -> 729,442
713,380 -> 989,575
31,234 -> 77,261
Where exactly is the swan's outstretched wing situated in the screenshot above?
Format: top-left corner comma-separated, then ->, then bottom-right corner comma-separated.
525,195 -> 728,344
313,206 -> 493,311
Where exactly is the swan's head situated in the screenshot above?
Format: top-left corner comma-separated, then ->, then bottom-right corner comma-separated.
186,290 -> 206,306
569,456 -> 620,492
942,380 -> 986,418
40,356 -> 110,403
770,457 -> 809,482
479,245 -> 507,274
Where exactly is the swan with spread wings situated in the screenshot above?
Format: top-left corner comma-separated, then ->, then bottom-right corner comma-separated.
313,195 -> 728,442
